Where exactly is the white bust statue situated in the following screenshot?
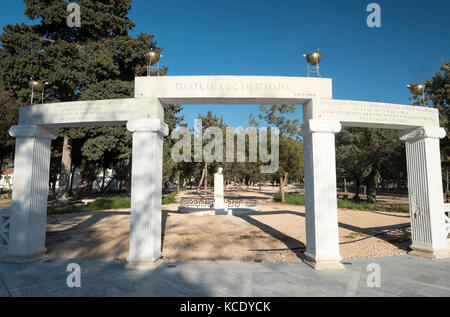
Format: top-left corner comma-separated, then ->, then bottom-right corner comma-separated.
214,167 -> 225,209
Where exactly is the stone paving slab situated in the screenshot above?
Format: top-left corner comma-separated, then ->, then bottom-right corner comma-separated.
0,255 -> 448,297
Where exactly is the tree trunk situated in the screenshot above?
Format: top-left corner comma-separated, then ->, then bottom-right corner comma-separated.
126,158 -> 132,194
446,167 -> 449,195
102,174 -> 118,192
366,170 -> 377,203
396,176 -> 401,194
344,177 -> 347,193
52,180 -> 56,198
5,171 -> 12,190
353,178 -> 361,201
78,161 -> 87,192
177,170 -> 180,192
100,165 -> 106,192
69,165 -> 76,195
204,163 -> 208,195
57,135 -> 71,206
197,164 -> 207,193
280,175 -> 285,202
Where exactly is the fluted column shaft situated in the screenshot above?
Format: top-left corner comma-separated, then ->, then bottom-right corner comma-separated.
400,127 -> 449,258
7,125 -> 58,259
127,119 -> 169,263
300,120 -> 343,269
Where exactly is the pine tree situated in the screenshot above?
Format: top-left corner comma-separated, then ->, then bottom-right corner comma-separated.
335,127 -> 406,202
0,90 -> 18,171
425,60 -> 450,197
0,0 -> 174,202
257,104 -> 302,202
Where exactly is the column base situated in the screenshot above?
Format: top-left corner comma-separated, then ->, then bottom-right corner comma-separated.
4,251 -> 48,264
214,208 -> 227,215
126,257 -> 163,269
409,245 -> 450,260
303,253 -> 345,270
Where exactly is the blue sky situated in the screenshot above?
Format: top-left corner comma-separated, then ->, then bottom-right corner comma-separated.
1,0 -> 449,129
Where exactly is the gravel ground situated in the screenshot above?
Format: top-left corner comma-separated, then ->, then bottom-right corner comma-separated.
44,194 -> 411,262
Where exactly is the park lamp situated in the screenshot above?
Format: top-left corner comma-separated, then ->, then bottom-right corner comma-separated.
407,83 -> 426,106
302,49 -> 322,78
29,78 -> 48,105
145,49 -> 163,76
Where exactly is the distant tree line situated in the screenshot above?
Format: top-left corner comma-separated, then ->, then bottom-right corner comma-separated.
0,1 -> 448,205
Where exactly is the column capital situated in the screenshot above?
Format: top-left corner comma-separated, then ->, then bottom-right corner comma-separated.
299,120 -> 341,136
127,119 -> 169,137
399,126 -> 446,142
9,125 -> 58,140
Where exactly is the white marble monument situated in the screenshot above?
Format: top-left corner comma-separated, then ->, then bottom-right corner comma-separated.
3,75 -> 449,268
213,168 -> 226,214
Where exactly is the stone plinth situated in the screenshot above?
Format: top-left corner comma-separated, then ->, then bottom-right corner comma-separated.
127,119 -> 169,264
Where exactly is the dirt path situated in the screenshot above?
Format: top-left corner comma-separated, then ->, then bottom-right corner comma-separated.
45,199 -> 411,262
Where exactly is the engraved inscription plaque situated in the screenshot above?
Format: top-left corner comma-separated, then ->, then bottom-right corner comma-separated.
19,98 -> 163,127
135,76 -> 332,104
305,99 -> 439,129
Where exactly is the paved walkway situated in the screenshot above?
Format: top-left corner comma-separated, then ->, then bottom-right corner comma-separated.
0,255 -> 449,297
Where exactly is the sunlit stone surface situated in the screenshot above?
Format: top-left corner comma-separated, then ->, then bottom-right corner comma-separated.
5,75 -> 448,266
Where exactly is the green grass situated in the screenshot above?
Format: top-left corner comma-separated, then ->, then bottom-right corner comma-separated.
337,199 -> 409,213
0,189 -> 12,199
49,192 -> 178,215
273,191 -> 305,205
162,191 -> 177,204
274,191 -> 409,213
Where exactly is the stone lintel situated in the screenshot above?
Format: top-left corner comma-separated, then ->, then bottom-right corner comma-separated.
19,98 -> 164,128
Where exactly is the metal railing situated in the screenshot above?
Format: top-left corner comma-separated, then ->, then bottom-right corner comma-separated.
0,207 -> 11,249
444,203 -> 450,242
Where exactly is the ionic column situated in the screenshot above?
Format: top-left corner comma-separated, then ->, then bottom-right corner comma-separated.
300,120 -> 343,269
127,119 -> 169,264
399,126 -> 449,259
7,125 -> 58,262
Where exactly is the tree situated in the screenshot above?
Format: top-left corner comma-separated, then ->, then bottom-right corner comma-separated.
194,111 -> 226,195
163,104 -> 184,190
0,0 -> 172,202
257,104 -> 302,202
0,90 -> 18,171
336,127 -> 406,202
425,59 -> 450,196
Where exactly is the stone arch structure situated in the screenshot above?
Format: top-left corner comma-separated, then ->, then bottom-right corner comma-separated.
3,76 -> 449,268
